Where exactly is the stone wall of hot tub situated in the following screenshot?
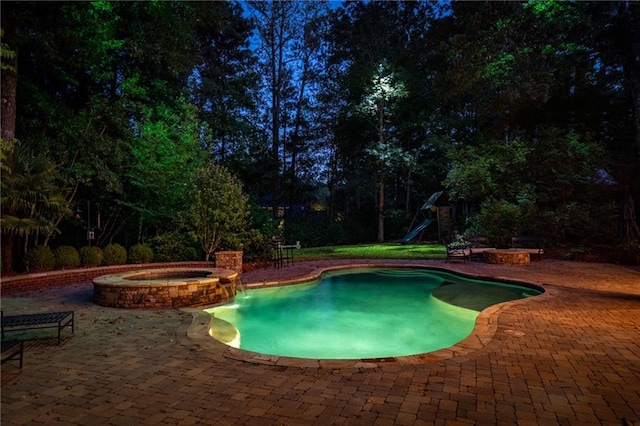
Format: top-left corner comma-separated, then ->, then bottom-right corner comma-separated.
93,268 -> 238,308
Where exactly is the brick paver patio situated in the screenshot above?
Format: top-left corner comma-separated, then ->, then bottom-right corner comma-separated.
1,259 -> 639,425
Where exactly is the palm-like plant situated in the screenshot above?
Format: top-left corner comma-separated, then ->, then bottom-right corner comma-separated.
1,140 -> 71,273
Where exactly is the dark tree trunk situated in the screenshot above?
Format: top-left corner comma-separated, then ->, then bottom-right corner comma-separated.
1,21 -> 18,274
1,22 -> 17,142
2,233 -> 14,274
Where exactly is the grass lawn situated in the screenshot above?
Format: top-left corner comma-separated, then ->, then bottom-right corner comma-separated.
294,243 -> 447,261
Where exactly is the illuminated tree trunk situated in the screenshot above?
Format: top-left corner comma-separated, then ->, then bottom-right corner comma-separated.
377,173 -> 385,242
376,96 -> 386,243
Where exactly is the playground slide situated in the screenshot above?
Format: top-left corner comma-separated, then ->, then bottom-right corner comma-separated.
401,218 -> 434,244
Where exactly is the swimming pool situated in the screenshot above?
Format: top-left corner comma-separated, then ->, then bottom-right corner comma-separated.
206,268 -> 543,360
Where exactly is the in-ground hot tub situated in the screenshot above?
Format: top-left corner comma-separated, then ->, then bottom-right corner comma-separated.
93,267 -> 239,308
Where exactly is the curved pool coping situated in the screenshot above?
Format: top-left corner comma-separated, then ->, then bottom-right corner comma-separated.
186,263 -> 549,368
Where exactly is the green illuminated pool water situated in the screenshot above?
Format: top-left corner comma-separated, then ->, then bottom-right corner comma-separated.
206,268 -> 542,360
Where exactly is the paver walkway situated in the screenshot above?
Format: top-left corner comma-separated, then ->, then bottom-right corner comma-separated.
1,259 -> 639,425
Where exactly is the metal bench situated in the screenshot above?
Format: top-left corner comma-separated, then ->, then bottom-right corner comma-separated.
1,311 -> 74,344
445,246 -> 471,262
1,340 -> 24,368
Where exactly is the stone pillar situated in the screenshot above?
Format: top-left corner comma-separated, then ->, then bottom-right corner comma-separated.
215,251 -> 243,274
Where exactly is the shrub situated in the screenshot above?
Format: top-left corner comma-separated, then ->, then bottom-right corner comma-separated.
128,244 -> 153,264
238,229 -> 271,262
103,243 -> 127,265
186,164 -> 249,261
472,199 -> 522,248
79,246 -> 104,267
219,233 -> 243,251
53,246 -> 81,269
148,232 -> 199,262
612,238 -> 640,265
25,245 -> 56,272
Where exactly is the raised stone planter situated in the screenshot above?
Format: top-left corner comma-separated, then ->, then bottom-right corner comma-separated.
93,267 -> 238,309
485,250 -> 530,265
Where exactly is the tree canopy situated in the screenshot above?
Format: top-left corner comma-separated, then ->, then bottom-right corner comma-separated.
1,0 -> 638,270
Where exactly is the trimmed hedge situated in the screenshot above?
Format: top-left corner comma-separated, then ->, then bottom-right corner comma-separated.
148,232 -> 198,262
25,245 -> 56,272
79,246 -> 104,267
54,246 -> 81,269
128,244 -> 153,264
103,243 -> 127,265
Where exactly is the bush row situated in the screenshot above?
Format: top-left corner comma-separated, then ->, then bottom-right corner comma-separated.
24,244 -> 154,273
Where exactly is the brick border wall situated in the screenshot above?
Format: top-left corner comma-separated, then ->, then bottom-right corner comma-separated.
0,262 -> 216,295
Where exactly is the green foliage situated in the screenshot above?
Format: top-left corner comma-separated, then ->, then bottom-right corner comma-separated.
617,238 -> 640,265
185,164 -> 249,261
358,63 -> 408,118
355,62 -> 413,242
365,139 -> 414,173
53,245 -> 81,269
79,246 -> 104,267
247,200 -> 279,240
190,0 -> 258,160
447,235 -> 470,250
0,138 -> 15,174
443,137 -> 531,203
147,232 -> 199,262
446,127 -> 615,246
467,195 -> 618,250
3,0 -> 639,256
129,99 -> 207,230
529,129 -> 605,206
25,245 -> 56,272
0,28 -> 17,73
536,201 -> 617,245
4,0 -> 256,257
219,234 -> 243,252
102,243 -> 127,266
1,141 -> 71,239
237,229 -> 272,262
470,199 -> 523,248
128,244 -> 154,264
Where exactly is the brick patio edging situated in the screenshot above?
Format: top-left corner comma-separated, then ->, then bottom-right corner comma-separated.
0,262 -> 216,295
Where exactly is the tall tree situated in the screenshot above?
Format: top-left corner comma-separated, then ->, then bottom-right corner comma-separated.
358,63 -> 410,242
246,1 -> 299,209
189,0 -> 258,163
325,1 -> 439,240
587,1 -> 640,187
2,1 -> 259,253
439,0 -> 627,243
128,98 -> 207,240
282,2 -> 330,209
246,1 -> 330,212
